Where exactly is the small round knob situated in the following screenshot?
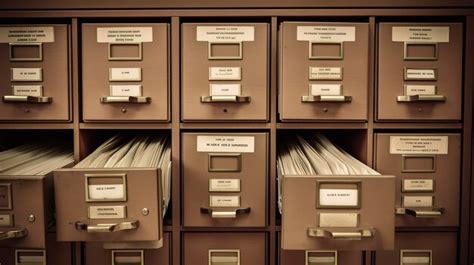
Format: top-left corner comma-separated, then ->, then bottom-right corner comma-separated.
121,108 -> 127,113
24,108 -> 30,113
28,214 -> 35,222
418,108 -> 423,112
142,208 -> 150,216
323,108 -> 328,113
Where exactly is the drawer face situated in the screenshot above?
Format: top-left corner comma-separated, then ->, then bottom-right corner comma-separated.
375,232 -> 457,265
54,168 -> 163,243
375,133 -> 461,227
279,22 -> 369,121
182,133 -> 268,227
82,23 -> 169,122
377,23 -> 463,121
281,175 -> 395,251
181,23 -> 269,121
84,232 -> 171,265
183,232 -> 266,265
0,233 -> 72,265
0,25 -> 70,121
0,178 -> 48,249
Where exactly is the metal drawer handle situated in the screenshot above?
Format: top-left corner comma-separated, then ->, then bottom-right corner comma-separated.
3,95 -> 52,103
307,228 -> 375,240
301,95 -> 352,103
397,95 -> 446,102
75,220 -> 139,233
0,229 -> 28,240
100,96 -> 151,104
200,207 -> 251,218
396,207 -> 444,218
200,95 -> 251,103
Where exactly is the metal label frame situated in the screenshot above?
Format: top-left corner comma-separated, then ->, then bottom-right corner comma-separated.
85,173 -> 127,202
9,43 -> 43,62
309,41 -> 344,60
316,180 -> 362,209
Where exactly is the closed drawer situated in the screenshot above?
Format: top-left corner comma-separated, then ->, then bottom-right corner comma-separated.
0,176 -> 52,249
181,23 -> 269,121
279,22 -> 369,121
183,232 -> 266,265
375,133 -> 461,227
377,23 -> 462,121
54,168 -> 164,247
0,25 -> 70,121
82,23 -> 169,122
375,232 -> 457,265
84,232 -> 171,265
281,175 -> 395,251
182,133 -> 268,227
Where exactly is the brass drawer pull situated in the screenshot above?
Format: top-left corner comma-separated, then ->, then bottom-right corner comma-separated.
75,220 -> 139,233
0,229 -> 28,240
307,228 -> 375,240
3,95 -> 52,103
200,95 -> 251,103
301,95 -> 352,103
396,207 -> 444,218
200,207 -> 251,218
100,96 -> 151,103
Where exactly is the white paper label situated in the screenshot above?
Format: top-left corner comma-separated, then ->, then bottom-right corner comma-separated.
209,84 -> 241,96
403,179 -> 434,192
297,26 -> 355,42
0,214 -> 12,227
109,68 -> 142,81
390,136 -> 448,155
319,213 -> 358,227
88,184 -> 124,200
403,196 -> 433,207
310,84 -> 342,96
12,85 -> 42,97
405,69 -> 436,80
392,27 -> 449,43
402,257 -> 431,264
11,68 -> 42,81
196,26 -> 254,42
89,205 -> 126,219
0,27 -> 54,43
197,135 -> 255,153
405,85 -> 436,96
110,85 -> 142,97
97,27 -> 153,43
319,189 -> 358,207
309,67 -> 342,80
209,67 -> 241,80
209,179 -> 241,192
209,195 -> 240,207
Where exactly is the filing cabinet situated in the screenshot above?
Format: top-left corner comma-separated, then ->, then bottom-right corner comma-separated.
377,23 -> 463,121
0,233 -> 72,265
181,23 -> 269,121
82,23 -> 170,122
53,168 -> 164,248
375,232 -> 458,265
182,132 -> 268,227
0,176 -> 53,249
183,232 -> 266,265
84,232 -> 171,265
0,25 -> 70,121
375,133 -> 460,227
278,232 -> 363,265
281,175 -> 395,250
279,22 -> 369,121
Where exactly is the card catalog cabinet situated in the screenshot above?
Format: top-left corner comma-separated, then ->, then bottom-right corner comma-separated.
82,23 -> 170,122
0,25 -> 70,121
377,23 -> 463,121
181,23 -> 269,121
375,133 -> 461,227
279,22 -> 369,121
182,132 -> 268,227
183,233 -> 267,265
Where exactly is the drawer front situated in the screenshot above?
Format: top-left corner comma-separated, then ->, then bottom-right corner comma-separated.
82,23 -> 169,122
181,23 -> 269,121
375,232 -> 458,265
0,178 -> 47,249
0,25 -> 70,121
183,232 -> 266,265
280,22 -> 369,121
182,133 -> 268,227
375,133 -> 461,227
377,23 -> 462,121
281,175 -> 395,251
84,232 -> 171,265
54,168 -> 163,243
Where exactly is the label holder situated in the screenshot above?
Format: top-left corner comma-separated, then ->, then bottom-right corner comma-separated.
302,84 -> 352,103
403,42 -> 438,61
397,85 -> 446,102
316,180 -> 361,209
308,67 -> 343,81
0,183 -> 12,210
108,42 -> 143,61
208,42 -> 243,60
403,67 -> 438,81
305,250 -> 338,265
9,43 -> 43,62
208,153 -> 242,172
208,249 -> 240,265
309,41 -> 344,60
112,250 -> 144,265
400,249 -> 432,265
15,249 -> 46,265
401,155 -> 437,173
85,173 -> 127,203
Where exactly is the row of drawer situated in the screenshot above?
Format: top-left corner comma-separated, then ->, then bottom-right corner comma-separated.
0,22 -> 463,122
0,232 -> 458,265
